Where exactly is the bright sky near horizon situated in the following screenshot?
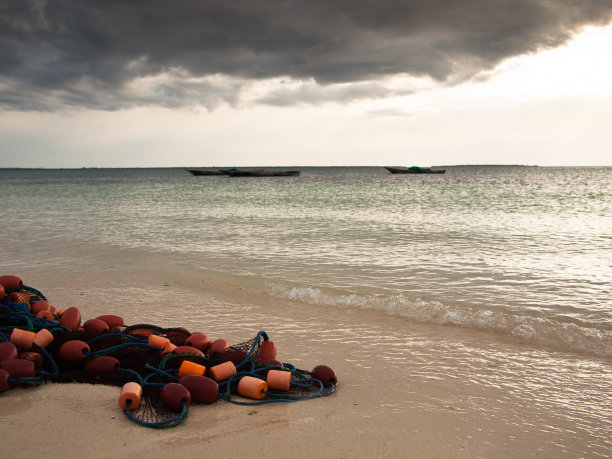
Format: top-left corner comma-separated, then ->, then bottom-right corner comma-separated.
1,1 -> 611,168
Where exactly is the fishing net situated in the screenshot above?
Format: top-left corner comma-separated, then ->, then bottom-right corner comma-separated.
0,280 -> 337,429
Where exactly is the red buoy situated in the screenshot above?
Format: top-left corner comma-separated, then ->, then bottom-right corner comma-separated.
83,318 -> 109,335
31,300 -> 52,314
161,382 -> 191,411
172,346 -> 204,357
178,375 -> 219,403
311,365 -> 338,387
0,342 -> 18,363
208,339 -> 230,355
95,314 -> 124,329
1,359 -> 35,379
84,356 -> 120,376
258,340 -> 277,360
0,275 -> 23,290
59,340 -> 90,362
59,307 -> 81,331
185,333 -> 211,352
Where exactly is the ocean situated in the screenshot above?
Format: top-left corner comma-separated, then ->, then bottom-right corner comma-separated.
2,165 -> 611,455
2,166 -> 610,355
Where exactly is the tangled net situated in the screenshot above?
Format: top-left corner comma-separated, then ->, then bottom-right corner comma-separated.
0,277 -> 337,428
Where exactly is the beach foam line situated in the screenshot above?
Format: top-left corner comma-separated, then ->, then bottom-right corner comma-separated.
269,283 -> 612,358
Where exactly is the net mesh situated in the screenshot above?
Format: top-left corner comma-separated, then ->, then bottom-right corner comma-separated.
0,283 -> 336,428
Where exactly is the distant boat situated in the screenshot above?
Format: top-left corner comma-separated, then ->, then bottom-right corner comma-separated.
186,168 -> 300,177
384,166 -> 446,174
225,169 -> 300,177
185,168 -> 226,176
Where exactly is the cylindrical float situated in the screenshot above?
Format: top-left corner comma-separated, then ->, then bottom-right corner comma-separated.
59,340 -> 90,362
178,375 -> 219,403
185,333 -> 211,352
1,359 -> 36,379
148,334 -> 170,350
0,342 -> 18,363
238,376 -> 267,400
36,310 -> 55,321
178,360 -> 206,378
118,382 -> 142,410
311,365 -> 338,387
0,275 -> 23,290
33,329 -> 54,349
10,329 -> 36,351
83,318 -> 109,335
161,382 -> 192,411
208,361 -> 237,382
59,307 -> 81,331
84,356 -> 119,376
266,369 -> 291,391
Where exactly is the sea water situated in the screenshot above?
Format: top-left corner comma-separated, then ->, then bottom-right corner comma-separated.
1,166 -> 611,355
1,166 -> 611,454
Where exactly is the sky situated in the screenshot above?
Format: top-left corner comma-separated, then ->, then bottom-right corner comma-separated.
1,0 -> 612,168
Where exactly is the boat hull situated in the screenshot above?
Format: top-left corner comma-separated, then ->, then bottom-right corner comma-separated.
384,166 -> 445,174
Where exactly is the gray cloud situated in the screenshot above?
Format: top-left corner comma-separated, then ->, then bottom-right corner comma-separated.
1,0 -> 611,111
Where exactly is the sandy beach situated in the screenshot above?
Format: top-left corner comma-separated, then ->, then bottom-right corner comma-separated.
2,266 -> 610,458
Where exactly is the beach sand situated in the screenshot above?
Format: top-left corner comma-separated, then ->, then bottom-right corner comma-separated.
1,267 -> 610,458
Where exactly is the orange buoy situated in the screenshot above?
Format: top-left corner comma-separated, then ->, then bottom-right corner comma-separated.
118,382 -> 142,410
177,360 -> 206,378
209,361 -> 237,382
10,328 -> 36,351
36,310 -> 55,321
161,382 -> 192,411
95,314 -> 124,329
148,334 -> 170,350
238,376 -> 267,400
0,369 -> 9,392
178,375 -> 219,403
311,365 -> 337,387
59,340 -> 90,362
0,275 -> 23,290
258,340 -> 277,360
185,332 -> 211,352
1,359 -> 36,379
33,329 -> 54,348
208,339 -> 230,355
172,346 -> 204,357
0,342 -> 18,363
84,356 -> 119,375
59,306 -> 81,331
266,369 -> 291,391
31,300 -> 51,314
83,318 -> 109,335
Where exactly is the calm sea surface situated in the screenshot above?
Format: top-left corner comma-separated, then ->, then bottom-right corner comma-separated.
1,166 -> 611,356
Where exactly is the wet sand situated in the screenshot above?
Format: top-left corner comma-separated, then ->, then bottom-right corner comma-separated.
1,268 -> 610,458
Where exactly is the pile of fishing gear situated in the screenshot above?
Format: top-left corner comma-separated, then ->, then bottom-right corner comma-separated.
0,275 -> 337,428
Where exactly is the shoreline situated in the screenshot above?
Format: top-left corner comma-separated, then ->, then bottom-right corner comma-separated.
2,269 -> 611,457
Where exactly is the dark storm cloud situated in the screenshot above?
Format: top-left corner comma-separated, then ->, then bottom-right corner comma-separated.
1,0 -> 611,110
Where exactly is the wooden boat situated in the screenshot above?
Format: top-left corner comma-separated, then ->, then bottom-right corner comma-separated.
185,168 -> 226,176
384,166 -> 445,174
225,170 -> 300,177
